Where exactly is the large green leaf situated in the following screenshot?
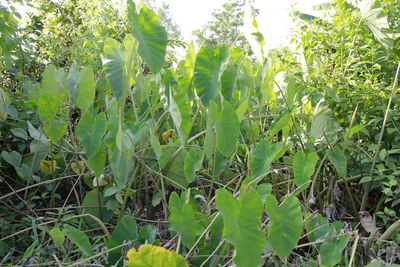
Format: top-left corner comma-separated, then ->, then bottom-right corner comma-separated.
76,112 -> 107,158
126,244 -> 189,267
159,143 -> 188,188
128,0 -> 167,73
64,224 -> 94,257
319,227 -> 351,267
67,63 -> 95,112
109,132 -> 134,188
293,150 -> 318,190
88,146 -> 106,178
250,140 -> 283,180
326,147 -> 347,178
102,35 -> 135,104
267,113 -> 292,140
258,58 -> 276,105
1,150 -> 21,168
107,215 -> 138,266
168,192 -> 204,248
221,48 -> 243,101
49,227 -> 65,248
184,149 -> 204,183
209,101 -> 240,157
193,45 -> 230,106
360,0 -> 397,49
177,42 -> 195,96
169,90 -> 192,143
265,195 -> 303,259
82,189 -> 113,224
216,189 -> 264,267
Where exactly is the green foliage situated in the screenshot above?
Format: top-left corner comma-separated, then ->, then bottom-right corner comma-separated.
168,191 -> 204,248
76,112 -> 107,158
193,45 -> 230,106
209,101 -> 240,157
250,140 -> 283,180
184,149 -> 204,183
265,195 -> 303,259
64,224 -> 94,257
128,0 -> 167,74
319,228 -> 351,267
293,150 -> 318,190
326,147 -> 347,178
107,215 -> 138,266
1,0 -> 399,265
216,189 -> 264,267
67,63 -> 95,111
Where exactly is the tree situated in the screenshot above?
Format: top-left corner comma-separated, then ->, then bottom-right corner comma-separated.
193,0 -> 258,53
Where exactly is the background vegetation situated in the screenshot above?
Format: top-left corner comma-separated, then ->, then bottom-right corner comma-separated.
0,0 -> 399,266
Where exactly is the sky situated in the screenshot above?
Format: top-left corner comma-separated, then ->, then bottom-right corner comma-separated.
164,0 -> 327,49
13,0 -> 328,52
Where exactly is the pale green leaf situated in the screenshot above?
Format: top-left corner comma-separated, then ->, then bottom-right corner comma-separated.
216,189 -> 264,267
169,90 -> 192,143
209,101 -> 240,157
360,0 -> 397,49
128,1 -> 167,73
293,150 -> 318,190
88,146 -> 106,178
64,224 -> 94,257
184,149 -> 204,183
320,228 -> 351,267
67,63 -> 95,111
265,195 -> 303,259
49,227 -> 65,248
168,192 -> 203,248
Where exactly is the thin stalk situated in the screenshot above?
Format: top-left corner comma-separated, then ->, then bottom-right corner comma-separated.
361,62 -> 400,211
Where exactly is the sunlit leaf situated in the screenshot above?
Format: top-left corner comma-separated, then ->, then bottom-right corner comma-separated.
216,189 -> 264,267
128,1 -> 167,73
67,63 -> 95,111
360,0 -> 397,49
126,245 -> 189,267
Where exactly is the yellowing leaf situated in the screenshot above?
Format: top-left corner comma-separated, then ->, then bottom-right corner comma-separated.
126,245 -> 189,267
162,129 -> 175,143
71,161 -> 85,174
40,160 -> 57,174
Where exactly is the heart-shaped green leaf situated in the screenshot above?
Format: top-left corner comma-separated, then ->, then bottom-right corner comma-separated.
216,189 -> 264,267
265,195 -> 303,259
76,112 -> 107,158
